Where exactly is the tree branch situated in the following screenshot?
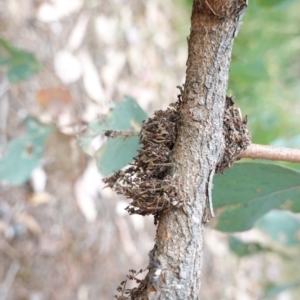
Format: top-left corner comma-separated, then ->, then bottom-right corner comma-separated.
240,144 -> 300,163
135,1 -> 248,299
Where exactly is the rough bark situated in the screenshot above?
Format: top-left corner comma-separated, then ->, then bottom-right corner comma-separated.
138,1 -> 248,299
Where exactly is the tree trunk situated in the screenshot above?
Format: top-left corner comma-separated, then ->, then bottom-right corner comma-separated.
139,1 -> 247,299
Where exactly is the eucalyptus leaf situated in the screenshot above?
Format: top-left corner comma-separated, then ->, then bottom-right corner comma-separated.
96,136 -> 140,176
263,281 -> 300,299
0,37 -> 41,83
213,163 -> 300,232
93,96 -> 147,175
257,210 -> 300,246
0,119 -> 53,185
7,51 -> 41,83
229,236 -> 271,257
90,95 -> 147,133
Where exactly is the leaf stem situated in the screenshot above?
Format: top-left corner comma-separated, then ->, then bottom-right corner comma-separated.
240,144 -> 300,163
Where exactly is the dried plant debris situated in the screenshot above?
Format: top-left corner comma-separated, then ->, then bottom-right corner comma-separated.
216,96 -> 251,173
115,248 -> 163,299
104,94 -> 250,218
103,101 -> 182,220
115,269 -> 148,300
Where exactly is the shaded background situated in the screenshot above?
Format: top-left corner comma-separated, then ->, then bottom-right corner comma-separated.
0,0 -> 300,299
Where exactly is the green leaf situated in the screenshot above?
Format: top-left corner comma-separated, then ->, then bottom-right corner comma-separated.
228,1 -> 300,145
257,210 -> 300,246
213,163 -> 300,232
7,50 -> 41,83
0,38 -> 41,83
0,119 -> 53,185
229,236 -> 271,257
263,281 -> 300,298
90,95 -> 147,133
96,136 -> 140,176
92,96 -> 147,175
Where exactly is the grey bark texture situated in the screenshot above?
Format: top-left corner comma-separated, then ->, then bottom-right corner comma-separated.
139,1 -> 248,299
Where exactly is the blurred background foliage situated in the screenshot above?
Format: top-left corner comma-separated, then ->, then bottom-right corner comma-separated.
0,0 -> 300,299
230,0 -> 300,147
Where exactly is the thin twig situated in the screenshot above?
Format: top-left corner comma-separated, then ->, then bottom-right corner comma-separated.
240,143 -> 300,163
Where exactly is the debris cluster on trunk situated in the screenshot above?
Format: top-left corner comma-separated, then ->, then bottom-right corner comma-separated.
115,269 -> 147,300
110,94 -> 251,299
104,94 -> 251,221
103,100 -> 182,221
216,96 -> 251,173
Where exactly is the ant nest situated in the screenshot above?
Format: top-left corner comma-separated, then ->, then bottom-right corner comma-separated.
104,102 -> 182,223
216,96 -> 251,173
104,95 -> 251,222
